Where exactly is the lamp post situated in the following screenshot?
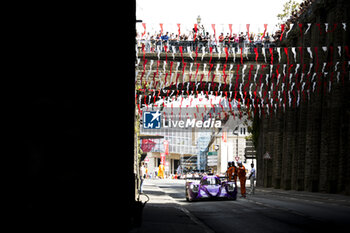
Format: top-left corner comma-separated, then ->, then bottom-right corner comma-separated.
233,127 -> 239,162
196,15 -> 203,34
197,15 -> 201,24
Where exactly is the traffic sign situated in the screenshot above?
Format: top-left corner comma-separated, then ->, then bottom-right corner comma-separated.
263,152 -> 271,159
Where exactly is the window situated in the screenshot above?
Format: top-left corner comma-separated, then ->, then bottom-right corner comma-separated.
240,127 -> 246,135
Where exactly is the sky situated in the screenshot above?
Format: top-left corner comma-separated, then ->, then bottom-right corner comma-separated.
136,0 -> 302,34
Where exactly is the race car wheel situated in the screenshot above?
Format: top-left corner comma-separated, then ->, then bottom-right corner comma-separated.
186,188 -> 193,202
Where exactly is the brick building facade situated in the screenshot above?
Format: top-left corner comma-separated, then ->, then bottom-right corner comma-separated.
256,0 -> 350,194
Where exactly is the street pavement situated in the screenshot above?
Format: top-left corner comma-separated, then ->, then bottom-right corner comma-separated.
130,178 -> 350,233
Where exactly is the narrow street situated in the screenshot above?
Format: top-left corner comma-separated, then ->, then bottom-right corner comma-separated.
134,179 -> 350,233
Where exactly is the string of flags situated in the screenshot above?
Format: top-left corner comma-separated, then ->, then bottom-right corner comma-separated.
136,23 -> 349,121
135,61 -> 349,120
137,45 -> 350,66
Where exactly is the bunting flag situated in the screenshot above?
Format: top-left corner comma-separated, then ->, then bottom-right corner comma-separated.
211,24 -> 216,42
307,47 -> 312,59
254,47 -> 258,62
280,24 -> 285,41
209,47 -> 213,64
188,46 -> 193,60
284,47 -> 289,65
262,48 -> 266,63
345,45 -> 350,58
298,23 -> 303,37
304,23 -> 311,34
285,23 -> 294,38
269,48 -> 273,64
246,24 -> 251,43
240,47 -> 243,64
261,24 -> 268,40
201,46 -> 206,61
277,47 -> 281,63
164,45 -> 168,63
159,23 -> 163,35
225,47 -> 229,64
177,23 -> 181,39
195,46 -> 198,63
142,23 -> 146,37
179,46 -> 184,64
193,24 -> 198,41
316,23 -> 322,35
142,43 -> 146,61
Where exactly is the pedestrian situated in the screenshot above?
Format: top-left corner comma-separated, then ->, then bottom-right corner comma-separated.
139,162 -> 146,193
232,161 -> 238,183
248,163 -> 256,194
226,161 -> 237,183
158,162 -> 165,179
237,161 -> 247,198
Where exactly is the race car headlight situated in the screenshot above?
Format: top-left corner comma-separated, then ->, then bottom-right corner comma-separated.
190,184 -> 199,192
227,183 -> 235,192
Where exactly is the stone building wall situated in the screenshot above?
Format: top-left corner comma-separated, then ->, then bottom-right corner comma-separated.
256,0 -> 350,194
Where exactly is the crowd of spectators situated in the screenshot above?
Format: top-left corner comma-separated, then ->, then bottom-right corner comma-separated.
136,0 -> 316,55
137,29 -> 276,54
273,0 -> 315,42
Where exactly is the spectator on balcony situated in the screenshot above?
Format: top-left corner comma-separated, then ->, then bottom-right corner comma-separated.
218,33 -> 224,53
210,34 -> 217,53
224,33 -> 230,49
187,31 -> 194,52
238,32 -> 244,49
155,33 -> 161,51
269,34 -> 276,48
161,32 -> 169,43
243,32 -> 249,48
249,33 -> 254,52
263,32 -> 270,48
169,33 -> 176,52
145,32 -> 151,52
161,32 -> 169,52
149,34 -> 155,52
203,32 -> 210,52
254,33 -> 262,48
233,34 -> 239,52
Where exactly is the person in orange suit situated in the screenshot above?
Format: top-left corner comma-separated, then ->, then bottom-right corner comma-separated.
226,162 -> 237,183
237,161 -> 246,198
158,163 -> 165,179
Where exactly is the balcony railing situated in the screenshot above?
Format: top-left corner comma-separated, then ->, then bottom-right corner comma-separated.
136,39 -> 277,55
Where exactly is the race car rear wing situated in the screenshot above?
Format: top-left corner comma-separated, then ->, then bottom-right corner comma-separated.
182,175 -> 230,180
183,177 -> 201,181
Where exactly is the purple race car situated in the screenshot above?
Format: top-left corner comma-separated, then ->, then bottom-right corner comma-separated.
185,175 -> 237,201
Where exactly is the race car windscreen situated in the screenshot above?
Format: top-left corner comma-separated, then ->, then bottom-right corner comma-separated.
201,177 -> 221,185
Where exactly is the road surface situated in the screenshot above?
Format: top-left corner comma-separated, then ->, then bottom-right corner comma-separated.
138,178 -> 350,233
